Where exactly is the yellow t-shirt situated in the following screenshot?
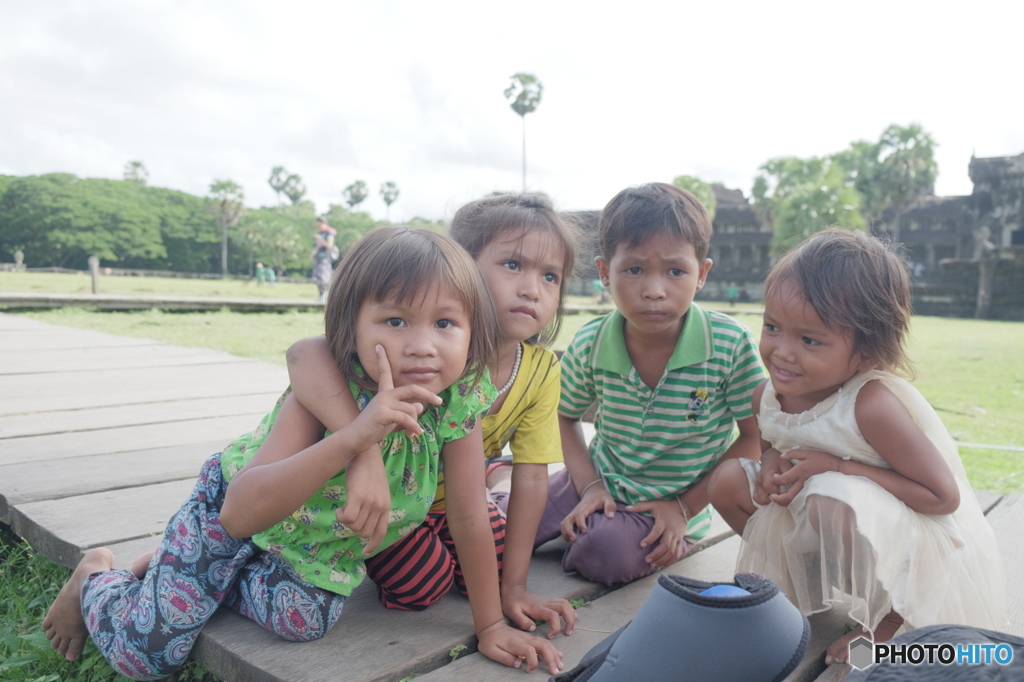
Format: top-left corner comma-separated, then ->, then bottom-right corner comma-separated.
431,342 -> 563,511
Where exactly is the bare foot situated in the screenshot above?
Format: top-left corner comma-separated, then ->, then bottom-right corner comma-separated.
826,610 -> 904,665
130,550 -> 155,579
42,547 -> 114,661
486,462 -> 513,493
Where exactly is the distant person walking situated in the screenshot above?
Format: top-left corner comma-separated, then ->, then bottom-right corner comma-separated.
311,217 -> 337,301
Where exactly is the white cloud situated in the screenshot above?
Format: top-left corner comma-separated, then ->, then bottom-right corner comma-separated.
1,0 -> 1021,223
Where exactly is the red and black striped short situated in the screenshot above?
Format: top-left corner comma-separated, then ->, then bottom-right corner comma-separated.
364,501 -> 505,610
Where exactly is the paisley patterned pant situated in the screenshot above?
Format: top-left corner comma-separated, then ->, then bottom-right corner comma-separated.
80,454 -> 346,680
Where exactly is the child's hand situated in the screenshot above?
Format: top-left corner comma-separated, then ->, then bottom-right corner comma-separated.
560,482 -> 616,542
501,586 -> 577,639
336,450 -> 390,555
770,448 -> 841,506
753,447 -> 791,505
346,345 -> 443,454
625,498 -> 689,568
477,622 -> 564,674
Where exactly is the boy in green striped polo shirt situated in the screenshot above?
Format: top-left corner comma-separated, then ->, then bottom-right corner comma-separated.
534,183 -> 765,586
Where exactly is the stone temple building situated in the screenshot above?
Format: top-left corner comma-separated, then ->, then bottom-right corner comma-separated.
570,152 -> 1024,320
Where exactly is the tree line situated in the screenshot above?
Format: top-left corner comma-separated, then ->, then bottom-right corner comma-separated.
0,122 -> 936,276
674,123 -> 938,253
0,167 -> 418,276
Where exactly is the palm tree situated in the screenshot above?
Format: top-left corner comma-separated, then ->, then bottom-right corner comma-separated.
268,166 -> 288,204
207,179 -> 246,277
379,181 -> 399,222
123,161 -> 149,186
343,180 -> 369,210
504,73 -> 543,191
282,173 -> 306,205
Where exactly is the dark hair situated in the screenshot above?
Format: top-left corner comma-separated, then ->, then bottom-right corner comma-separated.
324,226 -> 498,392
449,192 -> 579,347
765,227 -> 913,376
598,183 -> 713,261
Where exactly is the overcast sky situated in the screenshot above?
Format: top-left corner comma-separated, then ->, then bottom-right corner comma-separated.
2,0 -> 1022,223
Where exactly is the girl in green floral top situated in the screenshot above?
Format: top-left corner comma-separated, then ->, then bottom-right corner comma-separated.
43,228 -> 565,679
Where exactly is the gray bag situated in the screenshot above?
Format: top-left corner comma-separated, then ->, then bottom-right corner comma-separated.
551,573 -> 809,682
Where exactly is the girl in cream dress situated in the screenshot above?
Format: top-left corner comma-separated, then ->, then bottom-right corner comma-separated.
708,228 -> 1005,666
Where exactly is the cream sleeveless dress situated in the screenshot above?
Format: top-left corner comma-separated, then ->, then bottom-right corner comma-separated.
737,369 -> 1006,634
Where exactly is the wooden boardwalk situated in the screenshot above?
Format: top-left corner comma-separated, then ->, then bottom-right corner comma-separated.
1,311 -> 1020,681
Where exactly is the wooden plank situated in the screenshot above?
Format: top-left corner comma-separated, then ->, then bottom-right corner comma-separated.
785,611 -> 851,681
0,440 -> 224,517
0,413 -> 268,466
8,478 -> 199,568
417,536 -> 745,682
0,362 -> 287,414
422,531 -> 853,682
196,529 -> 743,682
58,536 -> 176,574
421,535 -> 849,682
1,344 -> 253,375
191,510 -> 737,681
0,392 -> 281,438
105,535 -> 174,572
0,313 -> 57,331
0,329 -> 156,351
814,664 -> 852,681
196,582 -> 482,682
974,488 -> 1003,514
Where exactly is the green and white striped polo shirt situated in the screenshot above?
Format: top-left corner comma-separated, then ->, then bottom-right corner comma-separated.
559,304 -> 765,539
